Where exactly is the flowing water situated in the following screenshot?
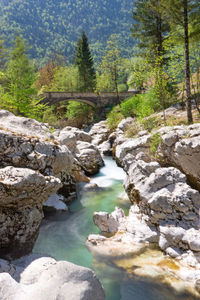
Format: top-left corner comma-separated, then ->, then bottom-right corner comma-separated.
34,157 -> 199,300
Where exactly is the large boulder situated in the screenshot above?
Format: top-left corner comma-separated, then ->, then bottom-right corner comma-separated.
124,159 -> 200,258
157,124 -> 200,190
115,135 -> 150,167
0,110 -> 53,139
117,117 -> 134,132
89,121 -> 110,146
0,127 -> 72,176
0,167 -> 61,259
57,126 -> 92,152
75,141 -> 104,175
0,256 -> 105,300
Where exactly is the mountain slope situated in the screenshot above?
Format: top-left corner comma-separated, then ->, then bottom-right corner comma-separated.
0,0 -> 134,64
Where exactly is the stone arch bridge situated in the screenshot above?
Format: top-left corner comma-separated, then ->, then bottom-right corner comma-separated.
41,91 -> 138,108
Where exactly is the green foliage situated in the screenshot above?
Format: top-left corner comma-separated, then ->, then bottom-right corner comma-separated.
97,35 -> 122,94
120,90 -> 161,119
75,31 -> 96,92
149,133 -> 162,156
124,120 -> 144,137
107,105 -> 123,130
0,37 -> 45,119
118,83 -> 128,92
42,106 -> 59,126
65,101 -> 94,128
131,0 -> 169,58
0,0 -> 135,64
128,55 -> 150,90
50,65 -> 79,92
141,116 -> 161,132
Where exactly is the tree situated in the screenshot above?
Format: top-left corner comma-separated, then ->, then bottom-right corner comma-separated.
131,1 -> 171,122
75,31 -> 96,92
131,0 -> 169,60
1,36 -> 44,119
97,35 -> 122,100
35,60 -> 57,92
162,0 -> 200,123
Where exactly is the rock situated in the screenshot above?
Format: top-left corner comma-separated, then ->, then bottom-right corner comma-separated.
98,140 -> 112,156
0,110 -> 53,139
0,167 -> 61,259
117,117 -> 133,132
0,256 -> 105,300
155,124 -> 200,190
82,183 -> 100,192
124,159 -> 200,259
126,205 -> 158,244
115,135 -> 150,166
75,141 -> 104,175
93,207 -> 125,233
89,121 -> 110,146
195,278 -> 200,294
43,193 -> 68,212
57,126 -> 92,151
0,127 -> 73,176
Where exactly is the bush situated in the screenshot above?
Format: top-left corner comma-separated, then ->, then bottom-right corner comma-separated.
120,89 -> 161,119
118,83 -> 128,92
149,133 -> 162,157
124,120 -> 144,137
66,101 -> 94,128
42,106 -> 59,126
107,105 -> 123,130
141,116 -> 162,132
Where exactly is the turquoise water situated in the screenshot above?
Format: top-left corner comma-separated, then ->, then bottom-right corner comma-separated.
34,158 -> 199,300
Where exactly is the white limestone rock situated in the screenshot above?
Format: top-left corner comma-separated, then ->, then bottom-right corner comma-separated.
0,257 -> 105,300
93,207 -> 125,233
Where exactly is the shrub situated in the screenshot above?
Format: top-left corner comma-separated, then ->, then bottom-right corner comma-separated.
42,106 -> 59,126
118,83 -> 128,92
149,133 -> 162,157
107,105 -> 123,130
141,116 -> 162,132
120,89 -> 161,120
124,120 -> 144,137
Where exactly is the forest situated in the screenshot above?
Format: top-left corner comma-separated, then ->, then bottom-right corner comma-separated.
0,0 -> 199,130
0,0 -> 134,65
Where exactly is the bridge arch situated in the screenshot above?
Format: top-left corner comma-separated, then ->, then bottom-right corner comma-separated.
41,91 -> 139,108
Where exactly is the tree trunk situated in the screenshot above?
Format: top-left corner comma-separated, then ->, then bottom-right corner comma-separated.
113,65 -> 119,103
184,0 -> 193,123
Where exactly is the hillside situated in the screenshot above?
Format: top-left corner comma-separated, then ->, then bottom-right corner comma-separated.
0,0 -> 134,65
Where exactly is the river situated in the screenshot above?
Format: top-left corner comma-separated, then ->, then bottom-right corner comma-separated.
34,157 -> 199,300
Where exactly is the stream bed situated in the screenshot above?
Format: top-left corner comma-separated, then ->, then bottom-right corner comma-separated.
34,158 -> 199,300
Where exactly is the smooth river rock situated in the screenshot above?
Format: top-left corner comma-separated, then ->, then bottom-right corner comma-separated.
0,256 -> 105,300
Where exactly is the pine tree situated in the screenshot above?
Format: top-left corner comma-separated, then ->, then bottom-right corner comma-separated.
162,0 -> 200,123
131,0 -> 169,60
131,0 -> 170,122
75,31 -> 96,92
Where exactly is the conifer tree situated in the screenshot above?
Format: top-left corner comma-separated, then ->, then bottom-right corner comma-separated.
131,0 -> 169,60
75,31 -> 96,92
162,0 -> 200,123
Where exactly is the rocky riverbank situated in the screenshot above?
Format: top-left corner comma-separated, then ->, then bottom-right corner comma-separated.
0,110 -> 105,299
86,113 -> 200,295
